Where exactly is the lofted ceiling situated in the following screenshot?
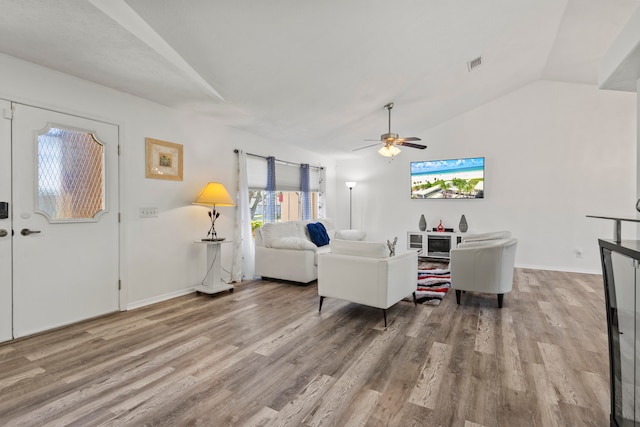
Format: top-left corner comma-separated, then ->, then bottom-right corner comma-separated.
0,0 -> 637,157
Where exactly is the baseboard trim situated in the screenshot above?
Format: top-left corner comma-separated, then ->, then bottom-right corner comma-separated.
127,288 -> 196,311
515,263 -> 602,275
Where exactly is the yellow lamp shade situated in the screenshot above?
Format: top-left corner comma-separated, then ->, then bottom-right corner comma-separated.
193,182 -> 235,207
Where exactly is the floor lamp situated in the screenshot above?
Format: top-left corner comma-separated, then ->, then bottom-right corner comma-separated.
345,181 -> 357,229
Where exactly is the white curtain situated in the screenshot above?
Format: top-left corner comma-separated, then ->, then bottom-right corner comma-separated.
318,167 -> 326,218
232,150 -> 255,281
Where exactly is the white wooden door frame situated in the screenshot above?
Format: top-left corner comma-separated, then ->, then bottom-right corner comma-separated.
0,99 -> 12,342
4,101 -> 124,340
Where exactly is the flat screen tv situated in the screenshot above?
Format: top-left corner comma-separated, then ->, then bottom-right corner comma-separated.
411,157 -> 484,199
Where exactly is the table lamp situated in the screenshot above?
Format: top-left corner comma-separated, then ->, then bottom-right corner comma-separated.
193,182 -> 235,241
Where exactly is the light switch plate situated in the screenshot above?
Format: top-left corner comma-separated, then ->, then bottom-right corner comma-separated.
139,207 -> 158,218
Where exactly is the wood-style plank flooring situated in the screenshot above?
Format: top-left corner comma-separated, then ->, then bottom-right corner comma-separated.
0,267 -> 609,426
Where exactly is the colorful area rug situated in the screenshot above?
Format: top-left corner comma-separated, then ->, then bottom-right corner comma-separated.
415,267 -> 451,305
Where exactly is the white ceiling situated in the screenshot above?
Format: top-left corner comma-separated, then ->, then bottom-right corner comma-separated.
0,0 -> 637,157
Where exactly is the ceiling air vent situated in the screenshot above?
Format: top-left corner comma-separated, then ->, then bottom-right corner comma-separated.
467,56 -> 483,72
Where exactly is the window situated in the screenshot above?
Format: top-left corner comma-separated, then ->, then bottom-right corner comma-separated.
37,127 -> 105,222
246,156 -> 320,232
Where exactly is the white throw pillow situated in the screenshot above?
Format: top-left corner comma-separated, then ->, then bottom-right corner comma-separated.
316,218 -> 335,240
329,239 -> 388,258
334,230 -> 366,241
260,222 -> 309,248
318,218 -> 335,230
271,237 -> 317,251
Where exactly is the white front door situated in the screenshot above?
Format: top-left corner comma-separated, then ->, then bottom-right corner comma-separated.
0,100 -> 12,342
11,103 -> 119,338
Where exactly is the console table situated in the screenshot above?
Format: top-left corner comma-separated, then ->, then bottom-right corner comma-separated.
407,231 -> 462,260
194,240 -> 233,295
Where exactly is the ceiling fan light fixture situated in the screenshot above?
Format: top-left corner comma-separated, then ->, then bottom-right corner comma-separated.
378,145 -> 401,157
355,102 -> 425,156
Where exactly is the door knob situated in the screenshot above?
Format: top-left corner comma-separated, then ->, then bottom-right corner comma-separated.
21,228 -> 41,236
0,229 -> 7,237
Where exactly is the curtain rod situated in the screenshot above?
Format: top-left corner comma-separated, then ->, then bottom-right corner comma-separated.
234,149 -> 323,170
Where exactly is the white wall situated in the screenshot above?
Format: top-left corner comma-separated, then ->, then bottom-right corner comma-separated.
0,53 -> 336,308
1,52 -> 634,311
336,80 -> 637,273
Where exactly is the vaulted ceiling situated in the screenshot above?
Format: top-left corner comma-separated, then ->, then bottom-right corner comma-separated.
0,0 -> 637,157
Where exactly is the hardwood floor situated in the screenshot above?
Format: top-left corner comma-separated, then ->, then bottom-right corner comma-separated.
0,268 -> 609,426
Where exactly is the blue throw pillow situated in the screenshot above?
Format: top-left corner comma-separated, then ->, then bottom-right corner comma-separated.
307,222 -> 330,247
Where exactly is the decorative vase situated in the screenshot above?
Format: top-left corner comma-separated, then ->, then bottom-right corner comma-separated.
436,220 -> 445,232
459,214 -> 468,233
419,214 -> 427,231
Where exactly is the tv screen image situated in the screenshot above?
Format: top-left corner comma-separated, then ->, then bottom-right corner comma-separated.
411,157 -> 484,199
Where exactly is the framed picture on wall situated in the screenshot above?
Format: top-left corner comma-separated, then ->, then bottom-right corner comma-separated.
145,137 -> 183,181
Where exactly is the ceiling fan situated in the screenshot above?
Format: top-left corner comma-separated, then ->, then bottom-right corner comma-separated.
354,102 -> 426,157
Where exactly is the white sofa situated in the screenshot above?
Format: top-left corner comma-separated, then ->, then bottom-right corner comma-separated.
254,220 -> 366,283
317,239 -> 418,326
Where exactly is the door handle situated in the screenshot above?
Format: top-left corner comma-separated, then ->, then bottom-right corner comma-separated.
21,228 -> 41,236
0,229 -> 7,237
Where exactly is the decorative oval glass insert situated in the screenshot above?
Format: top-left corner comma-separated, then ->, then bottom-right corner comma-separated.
37,127 -> 105,221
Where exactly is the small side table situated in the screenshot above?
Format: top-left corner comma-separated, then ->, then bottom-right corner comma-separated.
194,240 -> 233,295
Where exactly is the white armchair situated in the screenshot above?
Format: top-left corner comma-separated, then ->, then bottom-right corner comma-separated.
317,239 -> 418,327
449,238 -> 518,308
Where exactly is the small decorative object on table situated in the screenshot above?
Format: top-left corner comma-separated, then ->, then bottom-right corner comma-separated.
436,220 -> 445,232
459,214 -> 468,232
205,208 -> 223,241
387,237 -> 397,256
419,214 -> 427,231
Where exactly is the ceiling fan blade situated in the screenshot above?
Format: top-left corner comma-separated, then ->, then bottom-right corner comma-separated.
352,142 -> 382,151
399,142 -> 427,149
395,136 -> 421,143
364,139 -> 382,141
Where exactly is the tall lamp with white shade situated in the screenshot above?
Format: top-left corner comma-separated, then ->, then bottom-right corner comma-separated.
345,181 -> 357,229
